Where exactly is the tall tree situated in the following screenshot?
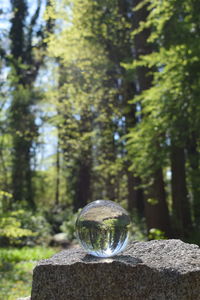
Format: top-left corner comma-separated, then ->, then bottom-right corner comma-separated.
9,0 -> 53,208
127,0 -> 171,236
47,0 -> 139,210
127,0 -> 200,238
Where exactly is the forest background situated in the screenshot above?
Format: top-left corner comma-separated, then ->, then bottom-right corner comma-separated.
0,0 -> 200,298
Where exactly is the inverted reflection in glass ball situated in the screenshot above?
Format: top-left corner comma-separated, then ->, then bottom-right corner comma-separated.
76,200 -> 131,257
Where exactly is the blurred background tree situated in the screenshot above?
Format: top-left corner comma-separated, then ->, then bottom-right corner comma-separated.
0,0 -> 200,249
1,0 -> 200,297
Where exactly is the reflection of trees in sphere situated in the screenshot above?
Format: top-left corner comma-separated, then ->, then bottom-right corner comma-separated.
76,200 -> 131,257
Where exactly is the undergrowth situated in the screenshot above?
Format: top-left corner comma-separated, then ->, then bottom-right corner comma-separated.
0,246 -> 57,300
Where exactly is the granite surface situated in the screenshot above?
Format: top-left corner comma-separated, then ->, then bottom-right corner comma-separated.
31,239 -> 200,300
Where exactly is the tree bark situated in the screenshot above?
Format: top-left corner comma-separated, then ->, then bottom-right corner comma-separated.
73,114 -> 92,212
124,82 -> 144,216
171,144 -> 192,237
9,0 -> 53,209
55,140 -> 60,206
133,0 -> 171,236
73,157 -> 92,212
145,169 -> 171,236
127,171 -> 144,215
187,134 -> 200,227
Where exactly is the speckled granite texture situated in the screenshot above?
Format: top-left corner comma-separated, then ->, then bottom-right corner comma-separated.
31,239 -> 200,300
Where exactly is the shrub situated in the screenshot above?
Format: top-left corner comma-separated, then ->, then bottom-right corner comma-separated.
17,211 -> 51,246
60,209 -> 79,241
0,211 -> 35,246
0,210 -> 51,247
148,228 -> 166,240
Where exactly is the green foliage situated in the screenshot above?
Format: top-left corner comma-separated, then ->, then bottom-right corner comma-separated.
60,208 -> 79,240
16,210 -> 51,246
0,210 -> 35,245
148,228 -> 166,240
0,191 -> 12,212
147,198 -> 159,206
1,0 -> 200,245
126,0 -> 200,176
0,246 -> 56,265
0,210 -> 51,246
46,0 -> 136,207
0,246 -> 57,300
125,0 -> 200,233
0,99 -> 12,195
128,213 -> 147,242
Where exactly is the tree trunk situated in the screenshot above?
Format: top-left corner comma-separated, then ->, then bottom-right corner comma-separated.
73,157 -> 92,212
171,144 -> 192,237
9,0 -> 53,209
187,134 -> 200,227
73,114 -> 92,212
144,169 -> 171,236
127,170 -> 144,215
10,90 -> 36,209
105,129 -> 116,201
55,140 -> 60,206
133,0 -> 171,236
124,83 -> 144,215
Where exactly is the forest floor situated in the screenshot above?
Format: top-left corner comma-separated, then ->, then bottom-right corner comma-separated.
0,246 -> 58,300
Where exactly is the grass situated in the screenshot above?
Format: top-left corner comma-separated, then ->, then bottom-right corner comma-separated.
0,246 -> 57,300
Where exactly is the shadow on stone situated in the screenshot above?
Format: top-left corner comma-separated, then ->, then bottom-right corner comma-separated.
81,253 -> 142,265
115,254 -> 142,264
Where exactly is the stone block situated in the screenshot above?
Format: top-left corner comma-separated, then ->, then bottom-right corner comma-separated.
31,239 -> 200,300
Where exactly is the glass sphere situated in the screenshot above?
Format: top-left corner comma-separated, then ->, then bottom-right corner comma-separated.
76,200 -> 131,257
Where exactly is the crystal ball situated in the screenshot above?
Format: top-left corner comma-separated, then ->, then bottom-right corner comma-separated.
76,200 -> 131,257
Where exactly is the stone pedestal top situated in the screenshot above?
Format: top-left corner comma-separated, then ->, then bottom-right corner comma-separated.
31,239 -> 200,300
